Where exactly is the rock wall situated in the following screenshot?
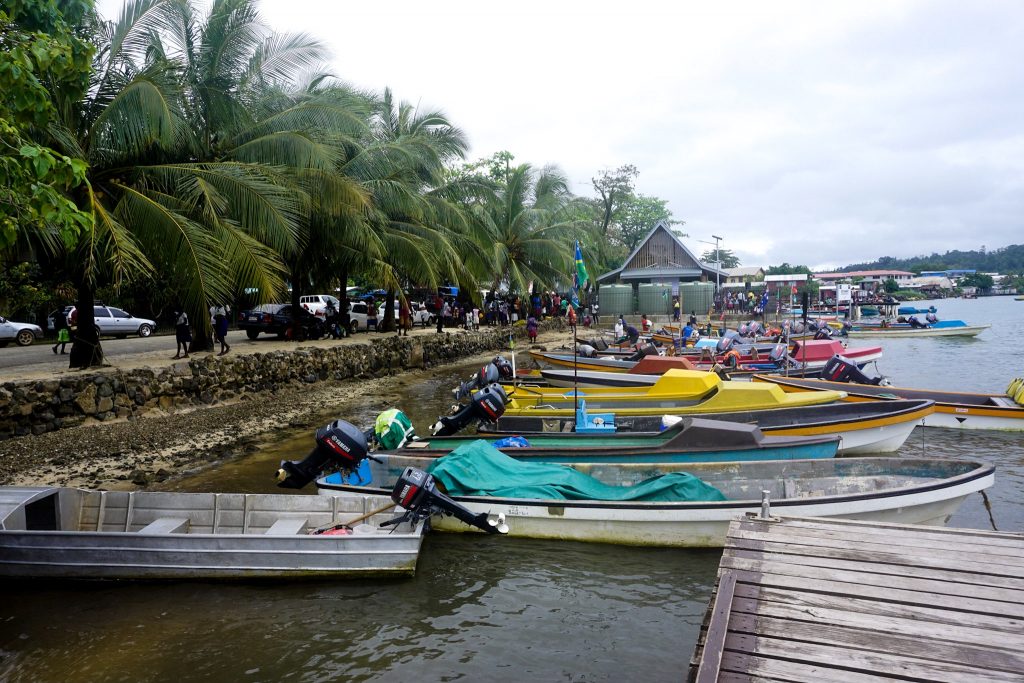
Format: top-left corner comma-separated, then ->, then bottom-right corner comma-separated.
0,324 -> 559,440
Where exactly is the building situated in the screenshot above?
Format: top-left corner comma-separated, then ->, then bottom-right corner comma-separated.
724,266 -> 765,284
814,270 -> 915,291
597,221 -> 727,288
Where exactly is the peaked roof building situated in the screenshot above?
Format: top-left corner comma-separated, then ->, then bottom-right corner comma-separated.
597,221 -> 728,286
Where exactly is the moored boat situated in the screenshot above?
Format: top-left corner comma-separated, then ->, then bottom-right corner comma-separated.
316,453 -> 993,547
846,320 -> 990,337
0,487 -> 425,579
483,398 -> 936,454
753,374 -> 1024,431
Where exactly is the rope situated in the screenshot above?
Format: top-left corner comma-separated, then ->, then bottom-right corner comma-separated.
980,490 -> 999,531
311,501 -> 397,534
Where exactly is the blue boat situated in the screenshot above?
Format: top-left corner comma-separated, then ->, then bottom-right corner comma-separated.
898,305 -> 937,315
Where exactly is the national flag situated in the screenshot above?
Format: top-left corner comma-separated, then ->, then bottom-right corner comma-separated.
574,241 -> 589,289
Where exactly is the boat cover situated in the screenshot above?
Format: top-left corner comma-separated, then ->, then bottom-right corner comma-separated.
427,440 -> 727,502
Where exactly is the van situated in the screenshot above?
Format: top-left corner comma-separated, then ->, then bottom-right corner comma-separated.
299,294 -> 340,318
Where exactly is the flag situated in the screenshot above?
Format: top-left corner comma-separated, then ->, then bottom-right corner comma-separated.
791,284 -> 798,295
574,241 -> 589,289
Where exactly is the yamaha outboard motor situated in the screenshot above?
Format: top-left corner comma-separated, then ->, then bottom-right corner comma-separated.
822,355 -> 883,385
908,315 -> 927,329
383,467 -> 508,534
276,419 -> 372,489
813,324 -> 834,340
432,383 -> 508,435
453,356 -> 514,400
748,321 -> 763,337
768,344 -> 788,364
625,343 -> 659,362
737,323 -> 749,337
716,335 -> 737,353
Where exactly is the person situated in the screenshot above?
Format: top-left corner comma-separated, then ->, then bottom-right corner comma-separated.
640,314 -> 652,333
526,314 -> 539,343
566,304 -> 577,327
673,298 -> 680,322
324,298 -> 342,339
173,307 -> 191,359
52,309 -> 70,354
624,323 -> 640,345
689,311 -> 698,327
213,305 -> 231,355
614,315 -> 625,339
682,321 -> 694,345
398,297 -> 411,336
559,297 -> 568,317
366,297 -> 378,332
592,300 -> 599,324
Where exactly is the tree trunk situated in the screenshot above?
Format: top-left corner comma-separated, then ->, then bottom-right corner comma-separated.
188,305 -> 214,353
290,266 -> 303,339
68,278 -> 104,369
381,288 -> 396,332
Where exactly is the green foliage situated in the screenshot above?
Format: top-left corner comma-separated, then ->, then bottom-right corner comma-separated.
843,244 -> 1024,274
765,263 -> 813,276
0,262 -> 70,320
592,164 -> 638,236
0,0 -> 94,251
1001,273 -> 1024,292
883,277 -> 899,293
618,195 -> 683,253
701,248 -> 740,269
959,273 -> 994,290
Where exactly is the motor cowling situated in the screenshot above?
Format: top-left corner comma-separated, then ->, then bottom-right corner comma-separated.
625,343 -> 659,362
748,321 -> 763,337
769,344 -> 787,362
387,467 -> 508,534
716,336 -> 736,353
276,419 -> 369,489
432,383 -> 509,435
822,354 -> 883,385
453,356 -> 514,400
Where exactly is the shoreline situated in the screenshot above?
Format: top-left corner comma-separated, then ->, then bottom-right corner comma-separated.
0,328 -> 571,490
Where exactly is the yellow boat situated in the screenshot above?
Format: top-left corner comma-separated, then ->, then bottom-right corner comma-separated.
502,369 -> 845,417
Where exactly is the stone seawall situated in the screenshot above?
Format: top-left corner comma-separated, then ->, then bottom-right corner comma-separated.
0,323 -> 559,441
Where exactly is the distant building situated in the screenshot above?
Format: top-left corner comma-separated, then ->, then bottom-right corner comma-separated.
725,266 -> 764,283
919,269 -> 976,278
815,270 -> 915,292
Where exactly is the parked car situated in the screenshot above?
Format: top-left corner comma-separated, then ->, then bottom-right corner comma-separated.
67,305 -> 156,338
238,304 -> 326,340
0,315 -> 44,347
299,294 -> 340,318
346,300 -> 369,333
377,301 -> 433,327
46,305 -> 77,332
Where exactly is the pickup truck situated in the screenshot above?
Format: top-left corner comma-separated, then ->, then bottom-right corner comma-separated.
238,304 -> 326,340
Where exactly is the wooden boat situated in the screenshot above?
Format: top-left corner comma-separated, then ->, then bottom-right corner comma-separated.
483,398 -> 936,454
397,417 -> 840,463
529,351 -> 693,373
846,321 -> 990,338
535,363 -> 824,388
0,487 -> 424,579
316,456 -> 993,547
753,375 -> 1024,431
787,339 -> 882,369
501,369 -> 844,418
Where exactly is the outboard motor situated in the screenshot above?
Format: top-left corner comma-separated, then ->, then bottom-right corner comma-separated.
453,356 -> 514,400
925,312 -> 938,324
625,343 -> 659,362
822,355 -> 883,385
813,324 -> 834,340
589,337 -> 609,351
748,321 -> 763,337
276,419 -> 373,489
432,383 -> 508,435
791,321 -> 805,334
737,323 -> 749,337
768,344 -> 788,364
716,335 -> 737,353
382,467 -> 508,534
908,315 -> 927,329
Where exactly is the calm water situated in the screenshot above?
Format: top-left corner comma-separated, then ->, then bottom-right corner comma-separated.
2,296 -> 1023,682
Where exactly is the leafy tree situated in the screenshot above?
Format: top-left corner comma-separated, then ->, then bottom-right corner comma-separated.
883,277 -> 899,293
960,273 -> 994,290
765,263 -> 813,276
592,164 -> 637,236
618,194 -> 683,253
701,248 -> 740,269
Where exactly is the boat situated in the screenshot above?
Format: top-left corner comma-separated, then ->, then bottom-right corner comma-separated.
529,350 -> 693,373
483,398 -> 935,454
501,369 -> 844,418
316,452 -> 993,547
753,375 -> 1024,431
846,323 -> 990,338
395,417 -> 840,463
786,339 -> 882,369
0,487 -> 425,579
898,306 -> 937,315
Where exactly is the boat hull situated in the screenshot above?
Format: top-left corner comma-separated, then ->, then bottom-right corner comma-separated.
318,458 -> 992,547
846,324 -> 990,338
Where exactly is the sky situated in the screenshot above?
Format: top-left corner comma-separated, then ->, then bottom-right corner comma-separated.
98,0 -> 1024,271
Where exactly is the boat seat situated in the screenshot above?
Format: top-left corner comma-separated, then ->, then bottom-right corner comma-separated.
990,397 -> 1019,408
138,517 -> 189,534
266,518 -> 308,535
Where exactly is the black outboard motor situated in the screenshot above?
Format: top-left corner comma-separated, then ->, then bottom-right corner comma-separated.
822,355 -> 883,385
382,467 -> 508,534
625,343 -> 659,362
276,419 -> 373,489
716,335 -> 737,353
908,315 -> 928,329
453,356 -> 514,400
925,312 -> 938,324
432,383 -> 508,435
813,324 -> 834,340
791,321 -> 805,334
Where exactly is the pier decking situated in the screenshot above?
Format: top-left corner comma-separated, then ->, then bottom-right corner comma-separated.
689,515 -> 1024,682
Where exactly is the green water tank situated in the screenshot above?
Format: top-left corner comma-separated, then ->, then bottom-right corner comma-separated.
598,284 -> 633,317
679,282 -> 715,315
638,284 -> 672,315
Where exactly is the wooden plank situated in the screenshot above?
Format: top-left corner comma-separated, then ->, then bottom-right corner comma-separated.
726,546 -> 1024,590
721,555 -> 1024,604
137,517 -> 189,534
730,594 -> 1024,650
733,583 -> 1023,634
720,652 -> 907,683
728,612 -> 1024,673
695,571 -> 736,683
731,516 -> 1024,552
726,528 -> 1024,573
723,632 -> 1017,683
726,568 -> 1024,619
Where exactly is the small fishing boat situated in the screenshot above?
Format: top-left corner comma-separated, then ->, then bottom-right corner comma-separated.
316,450 -> 993,547
396,417 -> 840,463
846,319 -> 990,337
898,305 -> 937,315
529,350 -> 692,373
0,487 -> 425,579
483,398 -> 935,454
753,375 -> 1024,431
501,369 -> 843,418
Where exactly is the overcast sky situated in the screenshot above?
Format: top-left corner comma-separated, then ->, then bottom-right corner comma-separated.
99,0 -> 1024,270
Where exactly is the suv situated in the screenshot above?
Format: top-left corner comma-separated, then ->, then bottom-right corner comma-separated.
68,305 -> 156,338
299,294 -> 340,318
238,304 -> 325,340
346,300 -> 369,333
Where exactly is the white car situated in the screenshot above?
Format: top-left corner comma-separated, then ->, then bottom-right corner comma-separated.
0,316 -> 44,347
299,294 -> 340,318
377,301 -> 433,327
68,305 -> 156,338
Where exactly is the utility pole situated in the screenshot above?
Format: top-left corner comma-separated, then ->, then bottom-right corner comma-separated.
699,235 -> 724,292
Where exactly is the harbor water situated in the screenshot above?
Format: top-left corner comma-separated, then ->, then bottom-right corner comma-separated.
1,296 -> 1022,682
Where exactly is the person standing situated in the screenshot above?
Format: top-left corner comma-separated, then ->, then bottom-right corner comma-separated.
52,309 -> 70,354
213,305 -> 230,355
526,314 -> 539,343
398,297 -> 411,336
173,307 -> 191,359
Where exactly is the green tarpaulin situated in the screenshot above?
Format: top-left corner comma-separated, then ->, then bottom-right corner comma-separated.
426,440 -> 727,502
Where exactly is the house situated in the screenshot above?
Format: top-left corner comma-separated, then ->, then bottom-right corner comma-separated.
725,266 -> 764,284
597,221 -> 727,288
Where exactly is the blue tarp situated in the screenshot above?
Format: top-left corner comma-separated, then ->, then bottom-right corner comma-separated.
427,440 -> 726,502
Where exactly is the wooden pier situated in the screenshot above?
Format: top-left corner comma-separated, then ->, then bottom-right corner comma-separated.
689,515 -> 1024,682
